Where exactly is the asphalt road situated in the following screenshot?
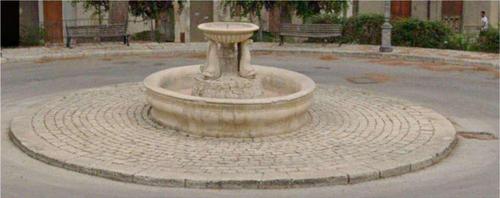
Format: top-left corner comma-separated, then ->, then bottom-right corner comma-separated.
2,52 -> 498,198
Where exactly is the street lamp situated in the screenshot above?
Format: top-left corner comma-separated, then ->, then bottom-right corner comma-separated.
380,0 -> 393,52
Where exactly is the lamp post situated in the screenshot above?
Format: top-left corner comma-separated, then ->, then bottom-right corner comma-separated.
380,0 -> 393,52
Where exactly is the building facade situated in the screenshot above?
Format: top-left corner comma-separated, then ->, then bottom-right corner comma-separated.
6,0 -> 497,47
353,0 -> 499,33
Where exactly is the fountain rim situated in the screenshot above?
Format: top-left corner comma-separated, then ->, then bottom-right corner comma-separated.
143,65 -> 316,105
197,22 -> 259,34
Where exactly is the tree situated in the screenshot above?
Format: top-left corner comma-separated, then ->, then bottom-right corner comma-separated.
287,1 -> 350,20
72,0 -> 110,25
128,0 -> 183,41
222,0 -> 268,41
222,0 -> 349,40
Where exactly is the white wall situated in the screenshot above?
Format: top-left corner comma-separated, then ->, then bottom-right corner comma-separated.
63,2 -> 153,35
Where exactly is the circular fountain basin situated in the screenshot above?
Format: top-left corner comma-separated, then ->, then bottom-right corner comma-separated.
198,22 -> 259,43
144,65 -> 315,138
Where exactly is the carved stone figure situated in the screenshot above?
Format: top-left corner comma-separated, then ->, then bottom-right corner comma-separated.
238,39 -> 256,79
201,39 -> 220,79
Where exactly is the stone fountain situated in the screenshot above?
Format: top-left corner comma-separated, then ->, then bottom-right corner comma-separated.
144,22 -> 316,138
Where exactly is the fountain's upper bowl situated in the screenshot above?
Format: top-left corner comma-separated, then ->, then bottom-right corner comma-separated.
198,22 -> 259,43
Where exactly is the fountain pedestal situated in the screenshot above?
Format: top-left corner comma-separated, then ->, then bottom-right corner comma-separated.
192,22 -> 262,99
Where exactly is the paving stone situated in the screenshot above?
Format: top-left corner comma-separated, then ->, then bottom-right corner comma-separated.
9,83 -> 457,189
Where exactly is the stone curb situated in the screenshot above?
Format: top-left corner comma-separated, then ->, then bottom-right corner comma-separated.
2,43 -> 498,70
9,83 -> 458,189
253,48 -> 499,69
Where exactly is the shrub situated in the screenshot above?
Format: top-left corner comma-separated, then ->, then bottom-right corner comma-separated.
392,18 -> 452,48
306,13 -> 346,43
305,13 -> 383,44
445,33 -> 476,51
308,13 -> 345,24
19,25 -> 46,46
476,27 -> 499,53
251,31 -> 276,42
342,14 -> 384,44
131,30 -> 164,42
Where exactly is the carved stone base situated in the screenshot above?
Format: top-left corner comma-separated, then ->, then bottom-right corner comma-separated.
192,75 -> 263,99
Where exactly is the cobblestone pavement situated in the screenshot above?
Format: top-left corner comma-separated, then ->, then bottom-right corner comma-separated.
2,42 -> 498,69
10,83 -> 456,188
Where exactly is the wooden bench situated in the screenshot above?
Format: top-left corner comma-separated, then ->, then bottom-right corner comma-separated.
66,24 -> 129,48
279,23 -> 343,46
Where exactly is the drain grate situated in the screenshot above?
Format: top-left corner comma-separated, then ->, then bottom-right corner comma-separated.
457,132 -> 498,140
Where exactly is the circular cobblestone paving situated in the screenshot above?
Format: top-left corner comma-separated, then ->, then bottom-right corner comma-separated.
10,83 -> 456,189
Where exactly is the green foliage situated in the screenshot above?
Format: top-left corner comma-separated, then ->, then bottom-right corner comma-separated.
476,27 -> 499,53
72,0 -> 109,24
222,0 -> 266,18
342,14 -> 384,44
392,18 -> 452,48
222,0 -> 349,20
445,33 -> 476,51
221,0 -> 271,41
304,13 -> 345,43
128,0 -> 173,20
307,13 -> 345,24
250,31 -> 276,42
131,30 -> 163,42
288,0 -> 349,19
19,25 -> 46,46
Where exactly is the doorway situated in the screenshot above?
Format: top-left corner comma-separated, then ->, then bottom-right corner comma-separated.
391,0 -> 412,19
1,1 -> 20,47
43,1 -> 63,44
442,0 -> 463,32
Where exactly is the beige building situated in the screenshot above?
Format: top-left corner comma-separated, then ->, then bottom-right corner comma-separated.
353,0 -> 499,33
17,0 -> 495,46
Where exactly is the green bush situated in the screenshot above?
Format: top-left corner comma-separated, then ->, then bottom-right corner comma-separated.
19,25 -> 46,46
476,27 -> 499,53
305,13 -> 383,44
251,31 -> 276,42
392,18 -> 452,48
445,33 -> 476,51
131,30 -> 164,42
292,13 -> 498,53
342,14 -> 384,44
308,13 -> 345,24
306,13 -> 346,43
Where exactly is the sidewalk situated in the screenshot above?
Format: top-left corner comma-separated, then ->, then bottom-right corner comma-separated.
2,42 -> 498,69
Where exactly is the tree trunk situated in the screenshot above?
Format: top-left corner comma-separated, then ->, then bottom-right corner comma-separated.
109,1 -> 129,25
258,15 -> 263,41
150,19 -> 155,41
155,9 -> 169,42
268,5 -> 280,33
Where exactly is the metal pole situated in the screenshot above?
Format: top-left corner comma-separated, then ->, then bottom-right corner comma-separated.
379,0 -> 393,52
